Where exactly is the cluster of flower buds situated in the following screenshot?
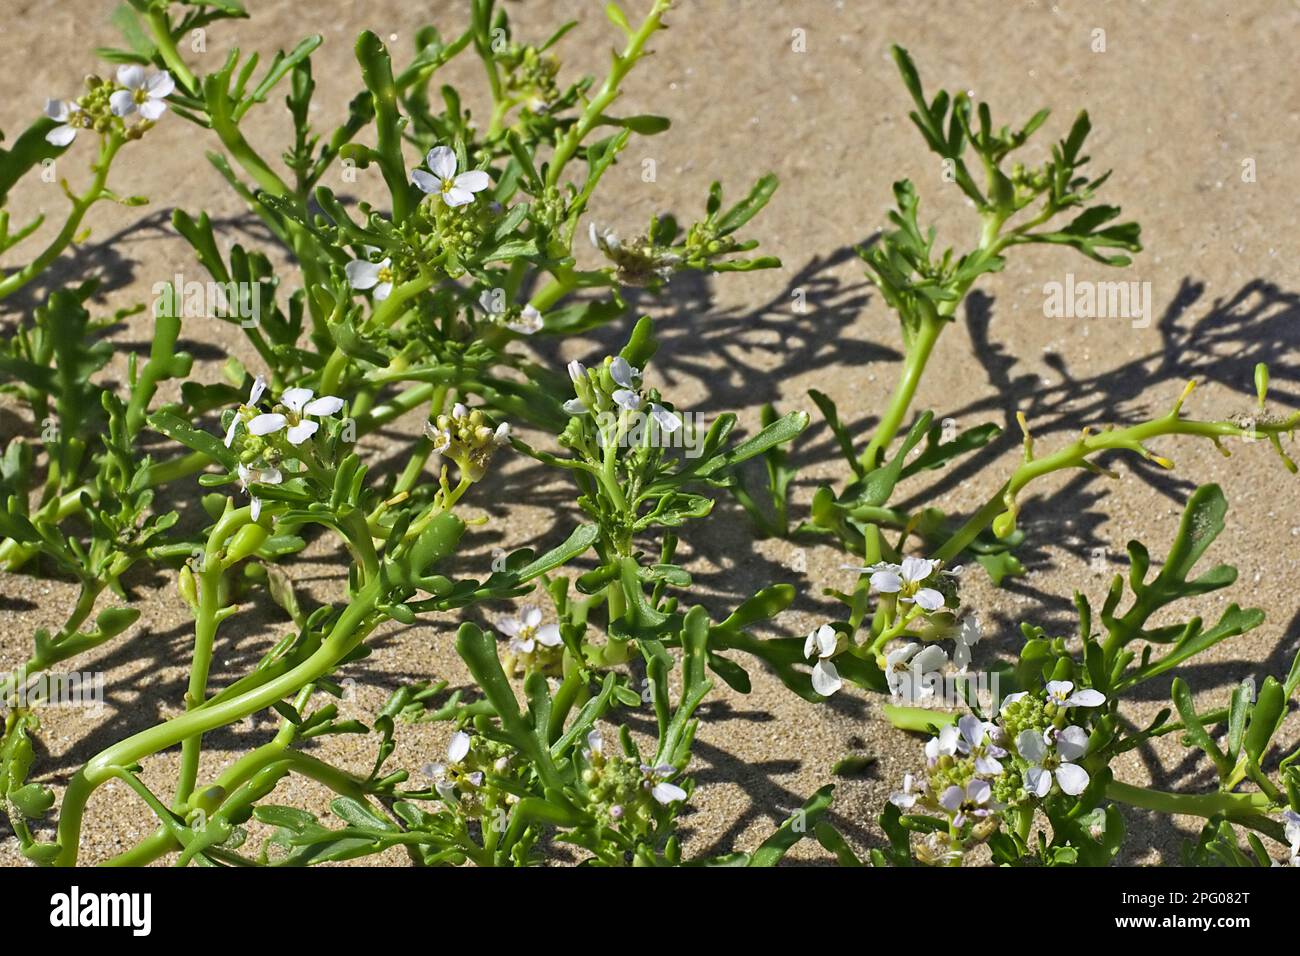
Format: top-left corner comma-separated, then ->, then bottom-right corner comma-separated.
563,355 -> 680,432
424,403 -> 511,482
423,731 -> 519,818
579,732 -> 687,841
45,65 -> 173,146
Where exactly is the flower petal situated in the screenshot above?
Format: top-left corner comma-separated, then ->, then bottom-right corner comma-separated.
117,64 -> 146,89
609,356 -> 638,388
304,395 -> 345,416
650,403 -> 681,433
138,98 -> 167,120
939,785 -> 964,812
1025,766 -> 1052,797
870,570 -> 903,593
281,387 -> 314,413
536,624 -> 562,647
447,730 -> 471,764
453,169 -> 491,193
45,125 -> 76,147
223,417 -> 240,448
811,659 -> 842,697
109,90 -> 137,117
146,70 -> 174,98
1056,724 -> 1090,762
410,168 -> 439,193
912,587 -> 945,611
345,258 -> 381,289
426,145 -> 457,180
900,555 -> 937,583
1055,762 -> 1090,796
285,420 -> 318,445
247,413 -> 286,436
612,388 -> 642,410
651,781 -> 687,805
562,398 -> 588,415
1066,688 -> 1106,708
442,186 -> 475,207
1017,728 -> 1047,763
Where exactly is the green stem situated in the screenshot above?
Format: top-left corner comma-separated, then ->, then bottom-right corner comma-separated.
859,312 -> 944,470
1105,779 -> 1273,818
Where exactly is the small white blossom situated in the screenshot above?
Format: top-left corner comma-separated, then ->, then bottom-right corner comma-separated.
956,713 -> 1006,776
868,556 -> 945,611
925,723 -> 960,763
1018,725 -> 1091,797
889,772 -> 925,810
1045,680 -> 1106,709
411,145 -> 491,207
803,623 -> 842,697
237,463 -> 282,522
939,779 -> 994,828
498,605 -> 562,654
44,98 -> 80,146
953,614 -> 981,672
223,375 -> 268,447
109,65 -> 173,120
422,730 -> 481,801
641,763 -> 687,805
507,304 -> 543,335
345,255 -> 393,300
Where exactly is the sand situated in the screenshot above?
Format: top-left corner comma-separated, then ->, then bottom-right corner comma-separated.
1,0 -> 1297,866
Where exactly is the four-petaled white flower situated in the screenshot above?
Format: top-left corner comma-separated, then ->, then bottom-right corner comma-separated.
1018,724 -> 1091,797
884,641 -> 947,703
889,772 -> 925,809
498,605 -> 562,655
246,386 -> 345,447
507,304 -> 543,335
956,713 -> 1006,776
641,763 -> 687,805
237,463 -> 282,522
422,730 -> 482,801
867,556 -> 945,611
345,254 -> 393,300
109,65 -> 174,120
1045,680 -> 1106,709
803,623 -> 842,697
44,99 -> 81,146
411,146 -> 491,207
939,779 -> 994,828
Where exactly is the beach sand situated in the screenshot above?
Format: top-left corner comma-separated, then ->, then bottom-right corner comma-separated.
1,0 -> 1297,865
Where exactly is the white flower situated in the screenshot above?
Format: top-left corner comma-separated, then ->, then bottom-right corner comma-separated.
803,624 -> 842,697
507,304 -> 543,335
939,779 -> 994,828
589,222 -> 620,251
498,605 -> 562,654
641,764 -> 687,805
956,713 -> 1006,776
568,360 -> 586,383
1045,680 -> 1106,709
109,65 -> 174,120
279,387 -> 345,444
422,730 -> 481,800
44,98 -> 80,146
889,772 -> 925,809
345,255 -> 393,300
411,146 -> 491,207
237,463 -> 282,522
925,723 -> 960,763
1018,725 -> 1091,797
953,614 -> 981,672
223,375 -> 268,447
583,730 -> 603,760
884,642 -> 947,702
868,556 -> 945,611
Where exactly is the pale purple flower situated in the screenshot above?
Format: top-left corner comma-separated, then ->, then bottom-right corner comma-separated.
1018,725 -> 1091,797
498,605 -> 562,655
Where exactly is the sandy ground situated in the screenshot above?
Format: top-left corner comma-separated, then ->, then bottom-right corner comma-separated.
1,0 -> 1298,866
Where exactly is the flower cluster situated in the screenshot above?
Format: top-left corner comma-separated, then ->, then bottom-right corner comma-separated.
422,730 -> 518,817
588,223 -> 682,287
423,403 -> 511,482
45,65 -> 172,146
579,732 -> 687,842
220,376 -> 345,519
564,355 -> 680,434
889,679 -> 1107,864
